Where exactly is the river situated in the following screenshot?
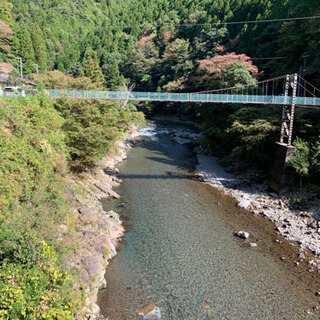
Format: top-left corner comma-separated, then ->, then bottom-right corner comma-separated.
98,125 -> 319,320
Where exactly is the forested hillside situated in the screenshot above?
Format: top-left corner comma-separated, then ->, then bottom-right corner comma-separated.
0,0 -> 319,214
1,0 -> 320,88
0,1 -> 320,318
0,1 -> 319,195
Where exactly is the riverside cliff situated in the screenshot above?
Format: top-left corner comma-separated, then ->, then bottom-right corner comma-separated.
0,94 -> 144,320
64,127 -> 140,319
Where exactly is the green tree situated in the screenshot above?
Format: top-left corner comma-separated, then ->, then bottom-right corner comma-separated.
0,21 -> 13,55
182,10 -> 207,42
16,27 -> 35,75
0,0 -> 14,56
311,138 -> 320,174
290,137 -> 310,188
156,11 -> 180,47
70,62 -> 84,77
0,0 -> 14,25
193,27 -> 229,59
159,38 -> 194,88
82,47 -> 105,87
222,62 -> 257,88
29,23 -> 47,73
106,56 -> 121,89
124,36 -> 158,90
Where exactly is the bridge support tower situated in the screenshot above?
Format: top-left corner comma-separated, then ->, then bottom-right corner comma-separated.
269,74 -> 298,193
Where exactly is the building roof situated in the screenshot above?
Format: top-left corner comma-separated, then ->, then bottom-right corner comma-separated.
0,62 -> 14,84
0,62 -> 13,76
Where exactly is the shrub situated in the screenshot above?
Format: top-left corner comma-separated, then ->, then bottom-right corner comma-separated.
0,241 -> 75,320
0,93 -> 145,318
0,95 -> 76,319
53,98 -> 145,170
33,70 -> 102,90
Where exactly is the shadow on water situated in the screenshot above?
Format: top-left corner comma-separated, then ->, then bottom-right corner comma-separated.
135,134 -> 197,173
120,172 -> 195,181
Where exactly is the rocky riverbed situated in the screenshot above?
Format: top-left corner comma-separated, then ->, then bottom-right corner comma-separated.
98,124 -> 320,320
196,158 -> 320,276
196,154 -> 320,262
143,124 -> 320,269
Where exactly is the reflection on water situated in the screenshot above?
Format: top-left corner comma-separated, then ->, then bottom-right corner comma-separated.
98,134 -> 319,320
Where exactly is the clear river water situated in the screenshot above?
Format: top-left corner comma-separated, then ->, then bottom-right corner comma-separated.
98,126 -> 320,320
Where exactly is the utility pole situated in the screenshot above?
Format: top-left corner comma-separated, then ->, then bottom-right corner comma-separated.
301,54 -> 309,79
298,54 -> 308,96
34,64 -> 39,75
15,57 -> 23,81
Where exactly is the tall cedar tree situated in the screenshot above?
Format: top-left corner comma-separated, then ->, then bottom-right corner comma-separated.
83,47 -> 104,87
106,56 -> 121,89
29,23 -> 47,74
16,27 -> 35,75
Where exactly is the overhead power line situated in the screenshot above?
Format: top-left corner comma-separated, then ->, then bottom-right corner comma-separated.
54,14 -> 320,29
82,15 -> 320,29
251,57 -> 286,60
0,15 -> 319,31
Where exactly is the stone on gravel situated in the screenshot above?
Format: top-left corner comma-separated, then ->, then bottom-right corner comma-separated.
235,231 -> 250,239
136,304 -> 161,319
237,199 -> 251,209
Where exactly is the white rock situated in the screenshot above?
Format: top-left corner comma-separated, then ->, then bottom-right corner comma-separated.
237,199 -> 251,209
236,231 -> 250,239
84,303 -> 101,319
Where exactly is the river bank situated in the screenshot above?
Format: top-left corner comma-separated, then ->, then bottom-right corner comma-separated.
61,126 -> 140,320
149,118 -> 320,265
98,125 -> 320,319
153,122 -> 320,263
196,153 -> 320,267
138,124 -> 320,265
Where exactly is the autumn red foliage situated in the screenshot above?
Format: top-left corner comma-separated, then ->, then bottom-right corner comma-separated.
136,34 -> 155,47
198,53 -> 258,75
136,36 -> 148,46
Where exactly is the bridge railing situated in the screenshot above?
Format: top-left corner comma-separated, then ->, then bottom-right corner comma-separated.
45,89 -> 320,107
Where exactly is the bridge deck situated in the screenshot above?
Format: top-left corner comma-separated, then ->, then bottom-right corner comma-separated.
47,90 -> 320,107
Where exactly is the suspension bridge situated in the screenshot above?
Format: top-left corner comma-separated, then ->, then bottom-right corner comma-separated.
47,75 -> 320,108
2,73 -> 319,145
3,73 -> 320,192
47,74 -> 320,146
